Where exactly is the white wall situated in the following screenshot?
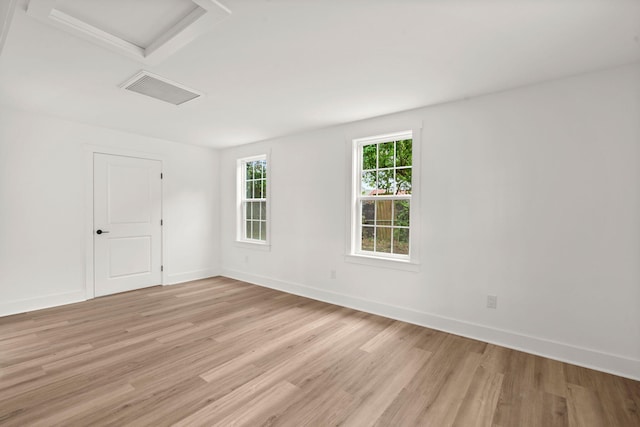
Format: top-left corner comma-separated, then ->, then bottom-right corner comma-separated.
1,64 -> 637,380
0,108 -> 220,315
219,64 -> 640,380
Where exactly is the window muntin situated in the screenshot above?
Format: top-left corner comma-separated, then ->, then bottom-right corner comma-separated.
354,133 -> 412,258
240,156 -> 267,242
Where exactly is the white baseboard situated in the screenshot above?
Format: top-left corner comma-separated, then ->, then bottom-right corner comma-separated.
165,268 -> 220,285
0,290 -> 86,317
222,268 -> 640,381
0,269 -> 220,316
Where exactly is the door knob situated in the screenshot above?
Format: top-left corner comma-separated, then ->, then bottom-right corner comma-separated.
96,229 -> 110,235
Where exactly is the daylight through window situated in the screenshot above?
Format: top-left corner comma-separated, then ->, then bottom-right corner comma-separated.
355,132 -> 412,258
239,156 -> 268,242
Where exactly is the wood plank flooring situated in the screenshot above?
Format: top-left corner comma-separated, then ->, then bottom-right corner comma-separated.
0,276 -> 638,426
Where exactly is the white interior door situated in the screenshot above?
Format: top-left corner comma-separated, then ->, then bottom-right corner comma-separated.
94,153 -> 162,297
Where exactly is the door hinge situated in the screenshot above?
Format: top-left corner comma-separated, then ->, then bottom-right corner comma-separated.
161,219 -> 163,226
161,265 -> 164,272
160,173 -> 163,179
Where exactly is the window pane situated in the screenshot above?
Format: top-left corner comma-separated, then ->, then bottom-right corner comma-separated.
362,226 -> 374,251
250,202 -> 260,220
393,228 -> 409,255
396,139 -> 412,167
361,171 -> 376,195
396,168 -> 412,194
377,170 -> 395,195
254,161 -> 263,179
259,201 -> 266,221
252,221 -> 260,240
362,144 -> 377,170
246,179 -> 253,199
379,142 -> 394,168
394,200 -> 410,226
376,227 -> 392,253
376,200 -> 392,226
353,135 -> 412,258
240,156 -> 268,243
260,221 -> 267,241
362,200 -> 375,225
246,162 -> 254,180
253,180 -> 262,199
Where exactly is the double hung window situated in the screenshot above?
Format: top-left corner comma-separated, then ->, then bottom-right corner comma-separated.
352,132 -> 414,260
238,155 -> 268,243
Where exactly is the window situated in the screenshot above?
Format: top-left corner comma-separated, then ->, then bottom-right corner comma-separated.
351,131 -> 414,261
238,155 -> 268,244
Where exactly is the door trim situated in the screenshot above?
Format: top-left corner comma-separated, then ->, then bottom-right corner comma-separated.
84,145 -> 166,300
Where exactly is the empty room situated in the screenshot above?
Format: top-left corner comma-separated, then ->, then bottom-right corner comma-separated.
0,0 -> 639,425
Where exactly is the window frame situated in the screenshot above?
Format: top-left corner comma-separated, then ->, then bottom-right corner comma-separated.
348,129 -> 421,268
236,154 -> 270,247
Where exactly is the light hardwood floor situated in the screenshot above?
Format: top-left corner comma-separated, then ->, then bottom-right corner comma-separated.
0,277 -> 638,426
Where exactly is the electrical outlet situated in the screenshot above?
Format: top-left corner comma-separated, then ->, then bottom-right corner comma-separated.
487,295 -> 497,309
330,270 -> 336,279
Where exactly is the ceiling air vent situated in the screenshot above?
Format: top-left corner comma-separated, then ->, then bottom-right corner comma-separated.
120,71 -> 203,106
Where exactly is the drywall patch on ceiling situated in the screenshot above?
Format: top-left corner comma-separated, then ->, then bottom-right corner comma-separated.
120,70 -> 203,106
26,0 -> 230,65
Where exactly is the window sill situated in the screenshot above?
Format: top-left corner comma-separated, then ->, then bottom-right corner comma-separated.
344,253 -> 420,272
234,240 -> 271,251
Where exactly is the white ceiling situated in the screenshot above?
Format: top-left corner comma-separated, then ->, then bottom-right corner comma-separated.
54,0 -> 200,48
1,0 -> 639,148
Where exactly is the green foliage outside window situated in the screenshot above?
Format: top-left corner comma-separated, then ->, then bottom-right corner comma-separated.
359,138 -> 412,255
244,159 -> 267,241
361,139 -> 412,195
